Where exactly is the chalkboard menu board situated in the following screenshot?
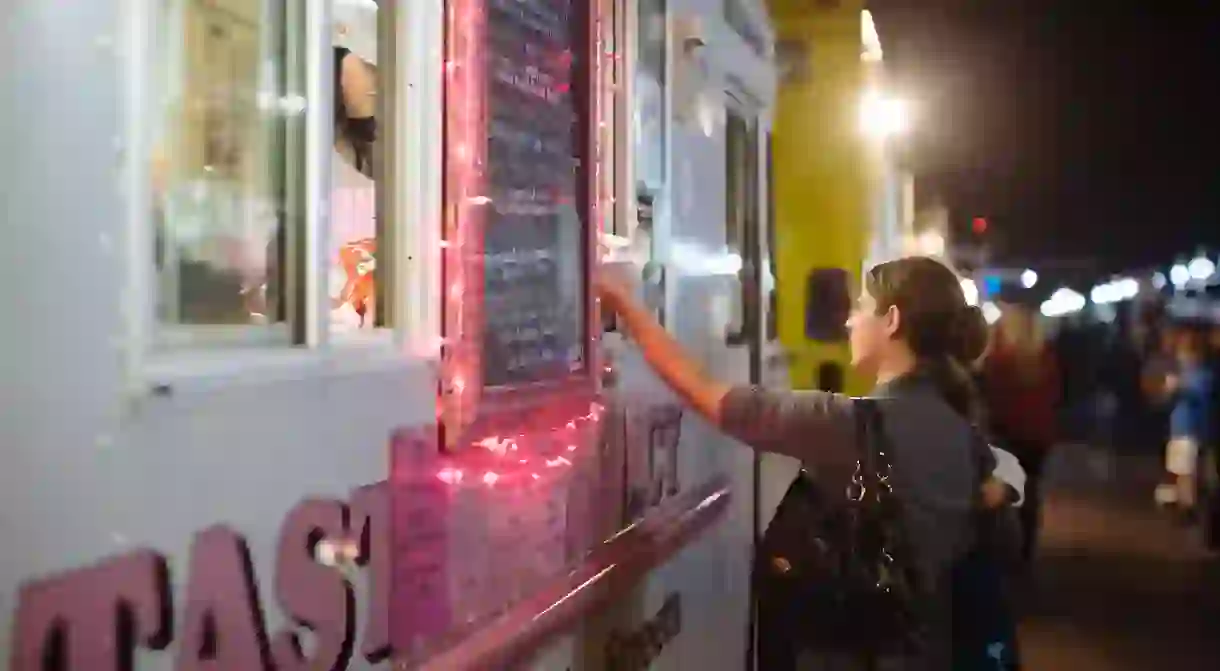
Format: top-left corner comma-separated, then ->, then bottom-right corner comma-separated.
482,0 -> 589,388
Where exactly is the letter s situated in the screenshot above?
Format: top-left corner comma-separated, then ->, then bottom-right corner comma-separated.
270,499 -> 355,671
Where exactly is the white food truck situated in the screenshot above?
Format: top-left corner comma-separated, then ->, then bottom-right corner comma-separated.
1,0 -> 786,669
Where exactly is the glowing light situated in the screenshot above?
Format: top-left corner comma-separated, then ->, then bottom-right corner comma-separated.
476,435 -> 512,455
1188,256 -> 1216,280
316,538 -> 360,567
1152,272 -> 1167,289
960,278 -> 979,307
280,95 -> 308,115
861,10 -> 884,62
981,301 -> 1002,325
440,0 -> 490,424
1040,288 -> 1086,318
428,400 -> 604,487
859,91 -> 910,139
1020,269 -> 1038,289
667,241 -> 743,276
1090,277 -> 1139,305
914,231 -> 945,257
1170,264 -> 1190,287
432,1 -> 610,474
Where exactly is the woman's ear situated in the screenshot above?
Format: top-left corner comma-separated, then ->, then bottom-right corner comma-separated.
883,304 -> 902,338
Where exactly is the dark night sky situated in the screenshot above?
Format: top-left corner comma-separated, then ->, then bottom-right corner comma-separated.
871,0 -> 1220,277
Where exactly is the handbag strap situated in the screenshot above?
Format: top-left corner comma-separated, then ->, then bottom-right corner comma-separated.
851,397 -> 891,498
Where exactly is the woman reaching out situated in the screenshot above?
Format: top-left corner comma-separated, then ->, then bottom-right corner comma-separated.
597,256 -> 1018,669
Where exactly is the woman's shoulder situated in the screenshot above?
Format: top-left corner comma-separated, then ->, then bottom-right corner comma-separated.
880,392 -> 989,470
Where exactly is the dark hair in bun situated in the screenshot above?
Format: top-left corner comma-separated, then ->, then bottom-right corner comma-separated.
950,304 -> 989,365
865,257 -> 987,424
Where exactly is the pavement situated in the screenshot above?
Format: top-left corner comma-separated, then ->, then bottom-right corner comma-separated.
1019,445 -> 1220,670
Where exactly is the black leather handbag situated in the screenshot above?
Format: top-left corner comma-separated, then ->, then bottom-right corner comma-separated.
950,438 -> 1023,670
755,398 -> 924,659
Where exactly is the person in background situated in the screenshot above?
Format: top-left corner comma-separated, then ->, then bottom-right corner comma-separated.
1201,326 -> 1220,549
980,305 -> 1060,566
1155,326 -> 1215,519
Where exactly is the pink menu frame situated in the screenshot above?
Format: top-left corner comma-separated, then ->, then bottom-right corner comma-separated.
440,0 -> 606,447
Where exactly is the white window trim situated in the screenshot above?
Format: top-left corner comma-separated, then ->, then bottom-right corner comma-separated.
758,119 -> 779,345
120,0 -> 156,398
399,0 -> 444,358
121,0 -> 444,398
611,0 -> 633,240
305,0 -> 334,349
620,0 -> 678,330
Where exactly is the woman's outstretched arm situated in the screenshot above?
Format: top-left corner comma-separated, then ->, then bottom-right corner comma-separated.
601,280 -> 731,423
598,273 -> 856,467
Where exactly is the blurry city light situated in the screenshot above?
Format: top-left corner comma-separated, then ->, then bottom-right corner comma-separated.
860,91 -> 910,139
982,275 -> 1002,297
1095,303 -> 1117,324
1151,272 -> 1167,290
861,10 -> 884,62
1040,288 -> 1086,318
1170,263 -> 1191,288
1090,277 -> 1139,305
915,230 -> 945,256
1020,269 -> 1038,289
960,278 -> 979,306
981,301 -> 1002,325
1188,256 -> 1216,280
669,240 -> 741,276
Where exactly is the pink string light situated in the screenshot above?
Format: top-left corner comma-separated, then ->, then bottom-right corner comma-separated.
431,0 -> 608,487
431,400 -> 604,488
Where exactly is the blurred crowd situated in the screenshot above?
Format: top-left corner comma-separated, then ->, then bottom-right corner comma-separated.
976,301 -> 1220,553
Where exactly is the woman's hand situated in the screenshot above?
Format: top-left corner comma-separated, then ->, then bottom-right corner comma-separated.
594,264 -> 636,316
1164,373 -> 1181,395
982,476 -> 1012,509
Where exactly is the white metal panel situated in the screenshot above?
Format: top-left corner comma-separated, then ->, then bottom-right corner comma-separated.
629,1 -> 777,669
0,0 -> 441,668
0,0 -> 777,669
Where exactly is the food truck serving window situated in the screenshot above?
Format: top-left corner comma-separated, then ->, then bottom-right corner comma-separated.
147,0 -> 403,350
330,0 -> 385,336
479,0 -> 592,388
150,0 -> 307,345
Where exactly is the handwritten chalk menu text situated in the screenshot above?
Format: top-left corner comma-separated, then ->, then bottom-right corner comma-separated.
482,0 -> 590,387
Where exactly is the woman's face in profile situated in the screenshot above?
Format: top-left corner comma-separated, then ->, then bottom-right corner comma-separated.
847,287 -> 893,374
339,52 -> 377,120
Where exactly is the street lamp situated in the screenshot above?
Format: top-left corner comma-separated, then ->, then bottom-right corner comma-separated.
860,91 -> 910,139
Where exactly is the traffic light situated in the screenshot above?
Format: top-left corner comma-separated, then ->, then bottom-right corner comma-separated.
972,217 -> 988,235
